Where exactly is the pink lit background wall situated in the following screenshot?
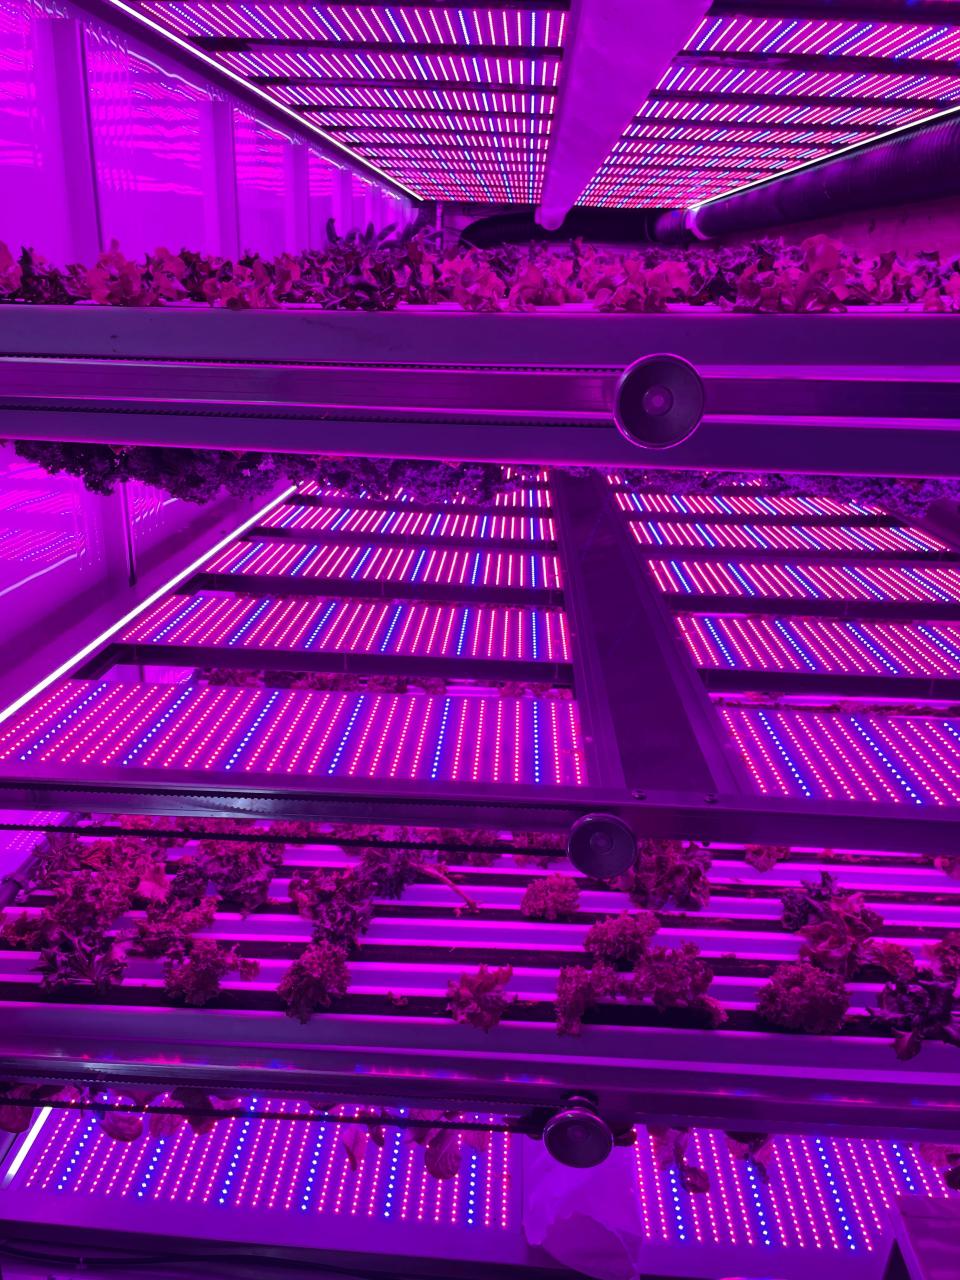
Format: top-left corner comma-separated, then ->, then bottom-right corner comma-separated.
0,0 -> 412,263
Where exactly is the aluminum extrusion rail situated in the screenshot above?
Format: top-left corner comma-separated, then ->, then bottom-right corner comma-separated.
2,353 -> 960,475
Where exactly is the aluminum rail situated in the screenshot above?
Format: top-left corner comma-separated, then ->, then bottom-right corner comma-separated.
3,307 -> 960,473
1,1012 -> 958,1142
2,353 -> 960,475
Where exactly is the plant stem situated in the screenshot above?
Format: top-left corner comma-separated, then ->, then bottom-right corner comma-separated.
414,862 -> 479,913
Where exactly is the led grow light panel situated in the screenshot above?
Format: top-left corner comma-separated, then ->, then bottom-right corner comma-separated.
615,491 -> 882,520
3,1105 -> 948,1265
123,593 -> 571,663
0,680 -> 586,784
629,521 -> 944,555
647,559 -> 960,604
581,12 -> 960,208
7,1101 -> 512,1229
719,704 -> 960,804
626,1128 -> 946,1255
261,504 -> 556,544
295,482 -> 552,509
126,1 -> 569,202
680,615 -> 960,679
206,539 -> 561,591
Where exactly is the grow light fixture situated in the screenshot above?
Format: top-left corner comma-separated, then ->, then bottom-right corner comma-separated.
582,7 -> 960,208
111,0 -> 570,202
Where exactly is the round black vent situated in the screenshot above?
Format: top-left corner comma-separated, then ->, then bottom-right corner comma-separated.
543,1100 -> 614,1169
567,813 -> 636,880
613,353 -> 705,449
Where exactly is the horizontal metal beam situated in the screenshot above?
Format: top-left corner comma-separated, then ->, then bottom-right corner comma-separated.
701,667 -> 960,701
1,1022 -> 959,1142
195,37 -> 562,58
9,356 -> 960,422
658,593 -> 960,620
191,571 -> 564,607
13,401 -> 960,476
16,301 -> 959,367
4,349 -> 960,475
0,772 -> 956,852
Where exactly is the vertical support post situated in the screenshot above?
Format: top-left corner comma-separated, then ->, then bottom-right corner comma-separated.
334,168 -> 354,235
32,16 -> 101,262
285,139 -> 310,252
553,471 -> 746,798
118,482 -> 138,588
202,97 -> 240,257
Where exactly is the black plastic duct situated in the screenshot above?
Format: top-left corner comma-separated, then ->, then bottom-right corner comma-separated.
652,110 -> 960,242
462,206 -> 661,247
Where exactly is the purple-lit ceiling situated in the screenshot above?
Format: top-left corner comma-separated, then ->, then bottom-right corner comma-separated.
128,1 -> 567,203
106,1 -> 960,206
582,4 -> 960,208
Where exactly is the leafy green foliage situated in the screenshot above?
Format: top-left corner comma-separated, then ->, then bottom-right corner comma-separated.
278,940 -> 350,1023
756,962 -> 849,1035
583,911 -> 659,967
163,940 -> 259,1007
446,965 -> 513,1031
520,874 -> 580,921
8,232 -> 960,315
871,971 -> 960,1060
620,839 -> 712,911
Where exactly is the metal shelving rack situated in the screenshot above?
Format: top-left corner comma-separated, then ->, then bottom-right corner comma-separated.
0,461 -> 958,1145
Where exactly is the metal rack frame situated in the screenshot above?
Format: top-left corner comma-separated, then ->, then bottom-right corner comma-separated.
2,309 -> 960,475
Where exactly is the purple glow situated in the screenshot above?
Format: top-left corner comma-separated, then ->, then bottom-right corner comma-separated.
127,1 -> 569,202
718,702 -> 960,805
583,15 -> 960,208
0,680 -> 585,784
124,593 -> 571,662
206,539 -> 562,590
680,615 -> 960,678
8,1103 -> 950,1253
